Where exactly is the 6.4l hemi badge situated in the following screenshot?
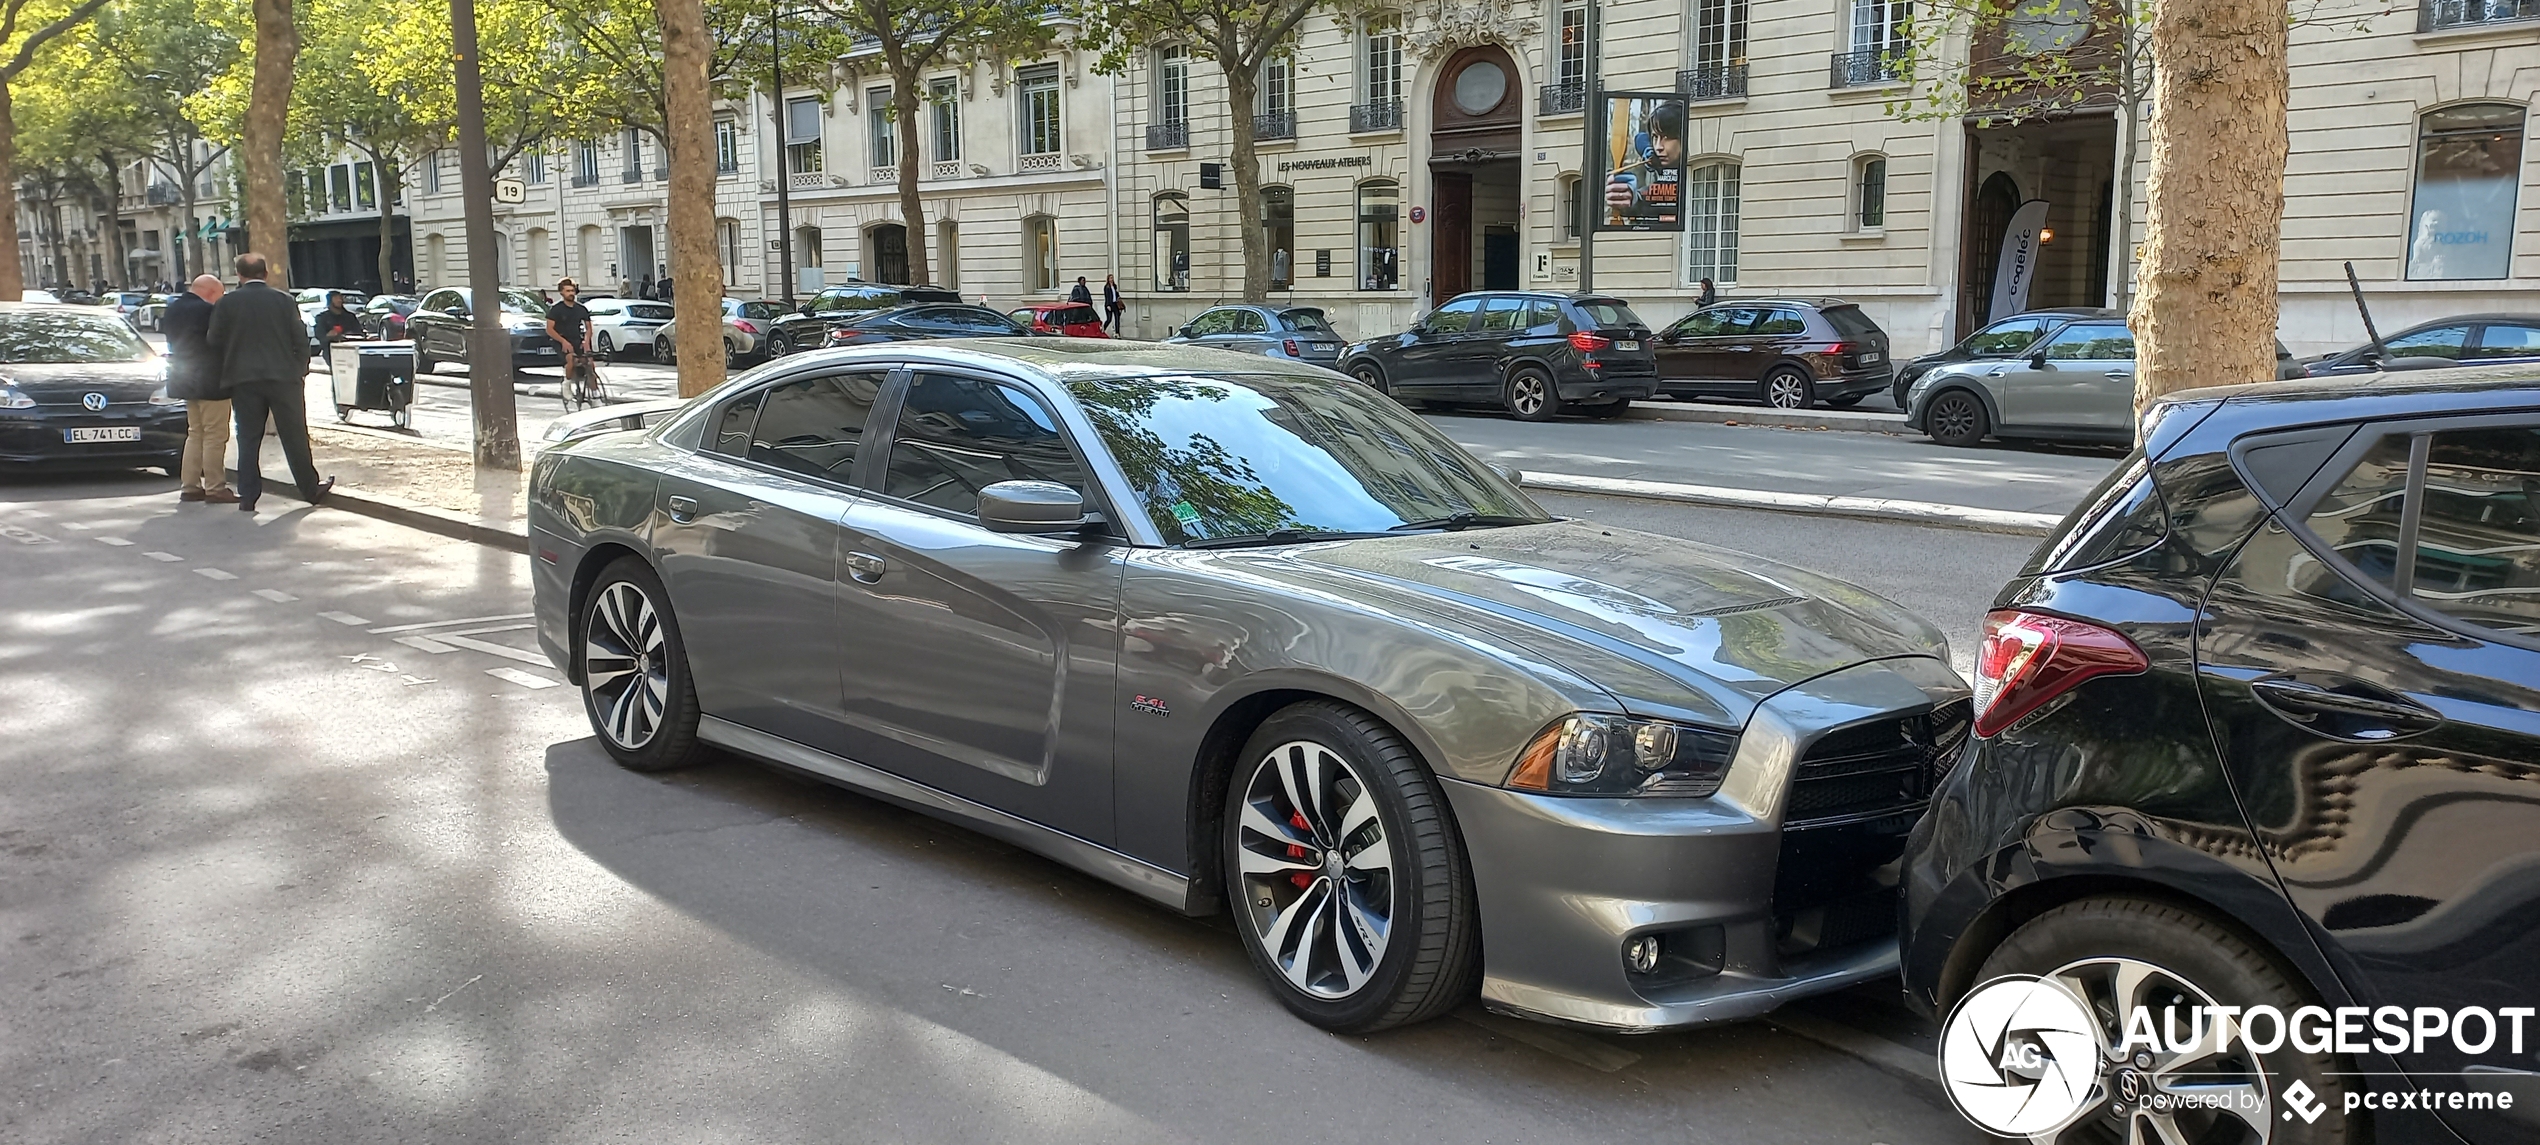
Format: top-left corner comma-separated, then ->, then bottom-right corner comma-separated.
1131,695 -> 1172,716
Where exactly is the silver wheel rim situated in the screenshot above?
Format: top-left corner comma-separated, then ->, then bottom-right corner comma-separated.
584,581 -> 669,751
1766,373 -> 1808,408
1355,368 -> 1382,391
1511,375 -> 1547,416
2032,955 -> 2274,1144
1934,396 -> 1980,441
1234,739 -> 1397,1000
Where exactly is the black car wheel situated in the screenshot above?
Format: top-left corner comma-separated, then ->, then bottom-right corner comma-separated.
1225,701 -> 1477,1034
596,332 -> 616,361
1970,897 -> 2349,1145
1927,389 -> 1990,447
1761,367 -> 1815,410
414,348 -> 437,374
1351,363 -> 1396,398
579,557 -> 706,773
652,337 -> 674,365
1505,367 -> 1562,422
722,338 -> 739,368
767,331 -> 792,358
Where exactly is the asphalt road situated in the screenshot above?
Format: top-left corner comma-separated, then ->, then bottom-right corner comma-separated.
0,474 -> 2006,1144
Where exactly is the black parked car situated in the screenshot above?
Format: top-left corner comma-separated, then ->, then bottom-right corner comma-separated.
1902,368 -> 2540,1144
360,294 -> 421,340
1652,298 -> 1893,410
765,282 -> 966,357
2301,313 -> 2540,377
0,303 -> 186,472
1337,291 -> 1657,421
405,287 -> 562,374
821,304 -> 1027,347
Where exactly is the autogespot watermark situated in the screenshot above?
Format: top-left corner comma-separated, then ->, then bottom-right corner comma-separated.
1938,974 -> 2528,1136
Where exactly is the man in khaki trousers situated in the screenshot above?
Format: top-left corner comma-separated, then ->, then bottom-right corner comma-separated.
163,274 -> 235,503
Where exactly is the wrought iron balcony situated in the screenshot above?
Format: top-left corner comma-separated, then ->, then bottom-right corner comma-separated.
1538,83 -> 1586,115
1350,98 -> 1403,133
571,174 -> 599,188
2423,0 -> 2540,28
1252,111 -> 1296,140
1677,62 -> 1750,102
620,167 -> 643,185
1145,120 -> 1189,150
1829,50 -> 1904,89
144,183 -> 182,205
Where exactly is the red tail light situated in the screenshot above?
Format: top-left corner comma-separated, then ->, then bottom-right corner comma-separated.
1826,341 -> 1852,355
1282,338 -> 1301,356
734,319 -> 760,334
1972,610 -> 2149,737
1567,331 -> 1611,352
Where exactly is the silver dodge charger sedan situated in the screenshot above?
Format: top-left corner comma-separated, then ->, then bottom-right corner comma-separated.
527,340 -> 1970,1034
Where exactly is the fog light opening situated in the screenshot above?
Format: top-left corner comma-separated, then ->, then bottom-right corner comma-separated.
1624,934 -> 1662,975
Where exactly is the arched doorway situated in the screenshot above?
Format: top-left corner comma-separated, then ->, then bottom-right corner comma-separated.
868,222 -> 909,285
1428,44 -> 1523,301
1963,172 -> 2021,329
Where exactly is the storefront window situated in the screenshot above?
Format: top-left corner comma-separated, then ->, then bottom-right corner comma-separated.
1026,215 -> 1058,292
1153,194 -> 1189,291
2409,102 -> 2525,281
1265,186 -> 1294,288
1686,161 -> 1741,284
1357,179 -> 1399,290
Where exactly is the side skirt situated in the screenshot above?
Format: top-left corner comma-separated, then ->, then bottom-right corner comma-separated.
696,715 -> 1200,914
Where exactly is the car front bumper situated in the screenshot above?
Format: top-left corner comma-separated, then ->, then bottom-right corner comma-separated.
0,410 -> 189,466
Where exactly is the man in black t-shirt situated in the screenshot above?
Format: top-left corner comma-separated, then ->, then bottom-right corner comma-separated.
547,278 -> 596,394
314,292 -> 364,351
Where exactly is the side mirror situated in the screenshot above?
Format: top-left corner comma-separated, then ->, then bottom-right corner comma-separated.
978,480 -> 1089,534
1489,463 -> 1525,487
2028,351 -> 2049,370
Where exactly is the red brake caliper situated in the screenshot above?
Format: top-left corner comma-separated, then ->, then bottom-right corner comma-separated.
1287,809 -> 1315,889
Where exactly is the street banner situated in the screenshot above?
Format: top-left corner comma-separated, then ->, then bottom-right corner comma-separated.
1989,199 -> 2051,320
1596,92 -> 1687,232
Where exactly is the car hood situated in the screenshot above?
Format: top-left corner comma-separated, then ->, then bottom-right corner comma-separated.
1,360 -> 165,402
1221,519 -> 1950,728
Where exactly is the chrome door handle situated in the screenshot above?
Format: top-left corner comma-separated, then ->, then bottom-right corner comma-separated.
845,551 -> 887,584
666,495 -> 699,523
1987,368 -> 2011,377
2105,370 -> 2135,379
2250,677 -> 2442,741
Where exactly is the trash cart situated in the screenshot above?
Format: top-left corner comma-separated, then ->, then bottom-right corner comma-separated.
330,342 -> 415,428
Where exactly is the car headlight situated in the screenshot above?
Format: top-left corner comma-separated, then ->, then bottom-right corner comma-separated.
1506,713 -> 1737,797
0,385 -> 33,409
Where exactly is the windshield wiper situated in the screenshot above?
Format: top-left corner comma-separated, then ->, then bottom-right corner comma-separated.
1388,513 -> 1545,532
1181,529 -> 1393,550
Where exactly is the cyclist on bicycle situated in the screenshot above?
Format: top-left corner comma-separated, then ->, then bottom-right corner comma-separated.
547,278 -> 596,399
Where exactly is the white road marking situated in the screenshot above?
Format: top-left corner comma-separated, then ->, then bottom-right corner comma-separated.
252,589 -> 298,603
355,660 -> 400,673
61,520 -> 89,529
485,667 -> 561,689
317,611 -> 372,626
0,524 -> 53,544
144,551 -> 183,562
398,674 -> 438,686
437,634 -> 552,666
394,635 -> 459,654
193,568 -> 238,581
440,622 -> 535,637
367,612 -> 535,634
95,536 -> 134,546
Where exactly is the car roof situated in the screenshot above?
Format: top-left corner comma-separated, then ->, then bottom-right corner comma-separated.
777,338 -> 1337,384
2161,361 -> 2540,425
1706,298 -> 1858,310
2388,312 -> 2540,328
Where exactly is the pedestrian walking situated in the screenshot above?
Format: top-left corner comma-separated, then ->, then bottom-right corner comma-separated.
208,253 -> 333,513
1102,274 -> 1124,334
164,274 -> 236,505
1068,276 -> 1093,305
1697,277 -> 1718,308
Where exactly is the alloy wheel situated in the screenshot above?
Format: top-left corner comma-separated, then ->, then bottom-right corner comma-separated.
1234,739 -> 1397,1000
2032,955 -> 2273,1144
1509,375 -> 1548,418
1932,394 -> 1984,444
583,581 -> 670,751
1765,371 -> 1812,409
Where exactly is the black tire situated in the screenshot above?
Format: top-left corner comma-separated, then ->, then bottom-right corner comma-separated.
766,331 -> 791,358
1974,896 -> 2349,1145
414,350 -> 436,375
577,557 -> 708,773
1504,366 -> 1562,422
1760,366 -> 1815,410
336,403 -> 352,421
1825,393 -> 1864,408
596,332 -> 616,362
1927,389 -> 1990,447
1224,701 -> 1478,1034
722,338 -> 739,368
652,336 -> 674,365
1350,362 -> 1392,395
1587,398 -> 1632,418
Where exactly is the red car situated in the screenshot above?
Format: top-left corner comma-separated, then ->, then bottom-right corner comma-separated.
1006,302 -> 1109,338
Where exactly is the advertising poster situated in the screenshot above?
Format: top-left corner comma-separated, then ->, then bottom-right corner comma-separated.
1597,93 -> 1688,232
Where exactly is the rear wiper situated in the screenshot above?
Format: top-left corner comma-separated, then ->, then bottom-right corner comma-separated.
1181,529 -> 1392,549
1389,513 -> 1545,532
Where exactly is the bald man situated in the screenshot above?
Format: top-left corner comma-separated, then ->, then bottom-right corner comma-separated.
164,274 -> 236,504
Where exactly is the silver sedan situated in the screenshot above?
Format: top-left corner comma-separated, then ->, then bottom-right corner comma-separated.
528,341 -> 1967,1034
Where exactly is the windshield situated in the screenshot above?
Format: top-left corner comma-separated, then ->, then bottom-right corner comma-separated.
0,311 -> 152,363
1279,309 -> 1335,334
1573,299 -> 1647,330
498,289 -> 549,316
1067,373 -> 1547,545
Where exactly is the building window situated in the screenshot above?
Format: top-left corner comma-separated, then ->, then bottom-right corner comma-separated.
574,142 -> 599,187
1026,214 -> 1059,291
1833,0 -> 1908,87
1556,0 -> 1587,92
423,153 -> 443,195
1262,53 -> 1294,118
527,149 -> 549,185
719,218 -> 741,284
715,121 -> 740,175
931,79 -> 961,162
1355,16 -> 1402,129
1265,185 -> 1294,288
1159,46 -> 1190,127
623,129 -> 645,182
1153,193 -> 1190,291
354,162 -> 377,209
868,86 -> 896,171
328,164 -> 350,212
1020,65 -> 1062,158
787,97 -> 825,174
1357,179 -> 1399,290
1689,0 -> 1750,97
1686,161 -> 1741,284
2425,0 -> 2540,30
1855,155 -> 1887,230
2408,102 -> 2524,281
938,218 -> 959,289
1558,174 -> 1584,242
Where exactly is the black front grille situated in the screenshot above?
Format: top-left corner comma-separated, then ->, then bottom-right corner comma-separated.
1770,699 -> 1972,959
1784,699 -> 1970,829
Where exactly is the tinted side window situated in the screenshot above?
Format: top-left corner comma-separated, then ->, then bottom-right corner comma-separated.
882,374 -> 1093,517
2386,324 -> 2471,360
709,390 -> 763,457
747,371 -> 884,482
1229,309 -> 1268,334
2412,425 -> 2540,634
1674,310 -> 1733,338
1188,309 -> 1239,336
2040,324 -> 2136,361
2301,433 -> 2415,594
1752,308 -> 1807,336
2468,325 -> 2540,359
1524,301 -> 1564,332
1422,298 -> 1482,334
1964,317 -> 2050,356
1477,296 -> 1526,332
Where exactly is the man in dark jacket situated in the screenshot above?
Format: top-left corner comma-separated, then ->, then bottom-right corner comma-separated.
313,292 -> 363,349
164,274 -> 236,504
1068,276 -> 1093,305
209,253 -> 332,512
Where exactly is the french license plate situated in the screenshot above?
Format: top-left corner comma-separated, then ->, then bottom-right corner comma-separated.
64,426 -> 140,444
1618,340 -> 1640,351
1861,351 -> 1884,363
1313,343 -> 1337,352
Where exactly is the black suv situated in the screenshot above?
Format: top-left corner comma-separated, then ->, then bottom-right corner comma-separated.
1902,369 -> 2540,1144
765,282 -> 965,357
1652,298 -> 1893,409
1337,291 -> 1657,421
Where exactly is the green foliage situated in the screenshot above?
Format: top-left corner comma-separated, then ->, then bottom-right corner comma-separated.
1884,0 -> 2148,127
